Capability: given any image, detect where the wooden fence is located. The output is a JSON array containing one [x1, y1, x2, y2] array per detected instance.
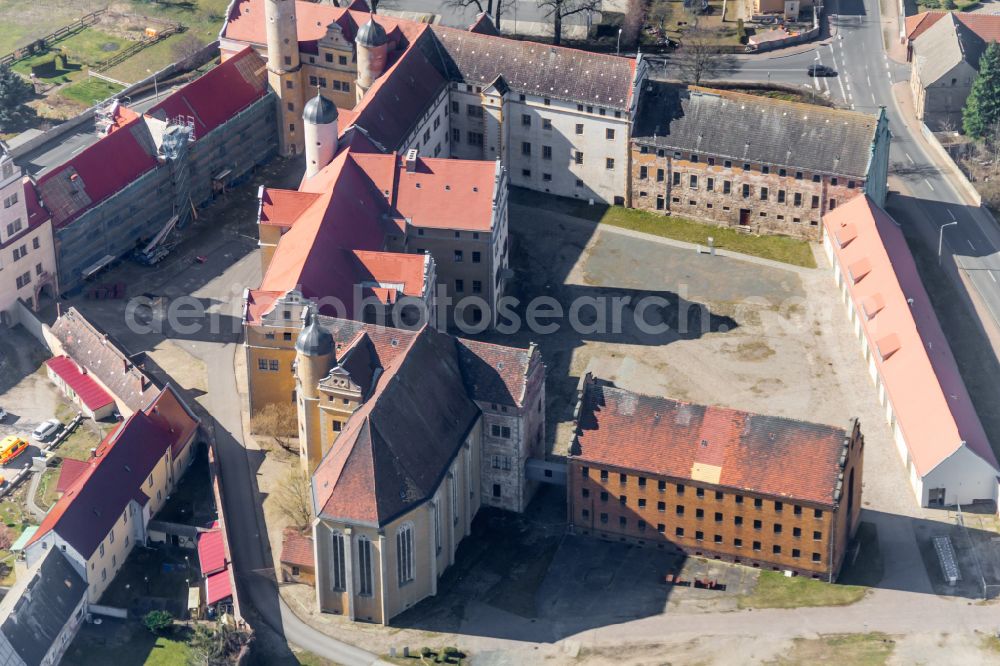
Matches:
[[0, 9, 106, 67]]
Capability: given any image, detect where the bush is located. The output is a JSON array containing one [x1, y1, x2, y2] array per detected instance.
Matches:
[[143, 610, 174, 635], [443, 647, 460, 656], [421, 647, 433, 657]]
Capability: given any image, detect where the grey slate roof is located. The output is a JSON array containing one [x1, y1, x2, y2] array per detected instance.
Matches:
[[0, 548, 86, 666], [428, 24, 636, 109], [913, 12, 986, 86], [633, 83, 880, 178]]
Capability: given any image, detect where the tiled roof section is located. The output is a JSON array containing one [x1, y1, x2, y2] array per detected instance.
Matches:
[[913, 12, 988, 85], [259, 188, 322, 227], [429, 24, 636, 109], [572, 377, 850, 506], [313, 325, 481, 526], [822, 195, 998, 475], [26, 386, 198, 558], [144, 383, 200, 457], [906, 10, 1000, 43], [456, 338, 533, 407], [49, 307, 159, 412], [351, 249, 427, 302], [633, 83, 878, 178], [198, 528, 226, 576], [0, 548, 86, 666], [146, 47, 268, 139], [348, 27, 447, 151], [281, 528, 315, 568], [906, 10, 946, 41], [55, 458, 89, 494], [35, 113, 158, 229], [45, 355, 115, 411], [244, 289, 284, 325], [205, 570, 232, 604]]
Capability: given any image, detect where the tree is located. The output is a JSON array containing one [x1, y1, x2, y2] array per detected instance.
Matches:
[[622, 0, 646, 49], [964, 41, 1000, 139], [143, 610, 174, 635], [273, 468, 312, 529], [188, 622, 250, 666], [673, 28, 735, 85], [0, 64, 35, 132], [537, 0, 601, 46], [171, 34, 205, 64], [250, 402, 298, 453], [0, 526, 13, 552]]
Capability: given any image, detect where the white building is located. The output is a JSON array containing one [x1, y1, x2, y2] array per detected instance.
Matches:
[[0, 142, 57, 325]]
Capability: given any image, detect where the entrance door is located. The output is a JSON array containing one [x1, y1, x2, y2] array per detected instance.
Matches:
[[928, 487, 946, 506], [739, 209, 751, 226]]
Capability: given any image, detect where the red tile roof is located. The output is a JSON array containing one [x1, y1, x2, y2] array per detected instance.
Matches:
[[822, 195, 998, 475], [281, 528, 314, 568], [259, 189, 321, 227], [55, 459, 90, 494], [205, 569, 232, 605], [35, 114, 158, 229], [197, 528, 226, 576], [456, 338, 536, 407], [572, 376, 851, 506], [906, 10, 1000, 43], [145, 47, 268, 139], [26, 386, 199, 557], [45, 356, 114, 411]]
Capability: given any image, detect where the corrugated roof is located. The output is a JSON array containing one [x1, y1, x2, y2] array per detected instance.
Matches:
[[45, 355, 115, 411], [822, 194, 998, 475], [633, 83, 879, 178], [571, 376, 851, 506], [205, 570, 232, 604], [197, 528, 226, 576]]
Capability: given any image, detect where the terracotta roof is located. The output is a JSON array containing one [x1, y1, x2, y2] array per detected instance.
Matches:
[[45, 355, 115, 411], [55, 459, 89, 494], [906, 10, 1000, 43], [428, 24, 637, 109], [259, 189, 322, 227], [313, 325, 481, 526], [145, 47, 268, 139], [822, 195, 998, 476], [351, 249, 427, 304], [205, 570, 232, 605], [49, 307, 159, 413], [281, 528, 314, 568], [456, 338, 535, 407], [35, 114, 158, 229], [633, 83, 880, 178], [906, 10, 946, 41], [25, 386, 198, 558], [197, 528, 226, 576], [572, 376, 852, 506]]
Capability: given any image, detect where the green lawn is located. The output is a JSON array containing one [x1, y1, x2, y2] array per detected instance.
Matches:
[[35, 465, 61, 511], [771, 633, 895, 665], [57, 28, 129, 65], [511, 188, 817, 268], [64, 625, 192, 666], [53, 420, 115, 461], [738, 570, 868, 609], [59, 77, 124, 106]]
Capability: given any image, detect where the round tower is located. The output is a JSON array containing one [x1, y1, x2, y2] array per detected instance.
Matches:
[[295, 307, 335, 401], [303, 90, 339, 179], [265, 0, 304, 156], [355, 16, 389, 104]]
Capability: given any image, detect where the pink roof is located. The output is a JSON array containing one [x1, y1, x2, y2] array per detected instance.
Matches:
[[197, 528, 226, 576], [823, 196, 998, 476], [205, 569, 232, 604], [45, 356, 114, 411], [145, 47, 267, 139]]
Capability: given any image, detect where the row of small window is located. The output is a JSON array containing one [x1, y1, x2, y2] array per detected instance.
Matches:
[[10, 235, 40, 259], [258, 358, 281, 372], [14, 263, 44, 289], [583, 512, 824, 560], [492, 454, 512, 470], [307, 76, 351, 93], [444, 249, 482, 262], [638, 148, 859, 186], [581, 468, 824, 517], [455, 83, 624, 118], [654, 196, 820, 225], [451, 129, 485, 147], [661, 171, 828, 208], [453, 279, 483, 294], [585, 490, 823, 524], [520, 144, 614, 170]]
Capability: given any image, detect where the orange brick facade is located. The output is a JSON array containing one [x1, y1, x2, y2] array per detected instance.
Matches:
[[629, 144, 865, 241], [567, 420, 865, 580]]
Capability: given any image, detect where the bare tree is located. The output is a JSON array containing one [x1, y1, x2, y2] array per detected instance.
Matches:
[[170, 34, 204, 64], [622, 0, 646, 49], [273, 468, 312, 530], [447, 0, 495, 14], [673, 28, 735, 85], [250, 402, 298, 454], [538, 0, 601, 46]]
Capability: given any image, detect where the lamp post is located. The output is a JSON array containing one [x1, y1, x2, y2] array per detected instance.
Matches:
[[617, 28, 623, 55], [938, 220, 958, 264], [147, 69, 158, 103]]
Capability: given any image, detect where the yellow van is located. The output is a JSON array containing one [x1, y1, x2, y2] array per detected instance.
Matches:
[[0, 436, 28, 466]]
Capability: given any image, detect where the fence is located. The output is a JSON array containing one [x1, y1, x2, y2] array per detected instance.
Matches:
[[94, 23, 185, 73], [0, 9, 106, 67]]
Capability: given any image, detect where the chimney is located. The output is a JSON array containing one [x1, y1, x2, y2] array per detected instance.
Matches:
[[404, 148, 419, 173]]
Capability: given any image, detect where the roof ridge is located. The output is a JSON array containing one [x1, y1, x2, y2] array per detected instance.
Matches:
[[688, 85, 876, 124]]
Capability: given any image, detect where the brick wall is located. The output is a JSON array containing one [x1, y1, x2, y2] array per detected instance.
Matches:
[[629, 143, 866, 241]]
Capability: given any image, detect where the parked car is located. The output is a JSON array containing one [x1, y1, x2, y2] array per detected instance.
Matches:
[[31, 419, 62, 441], [0, 436, 28, 466], [808, 64, 836, 77]]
